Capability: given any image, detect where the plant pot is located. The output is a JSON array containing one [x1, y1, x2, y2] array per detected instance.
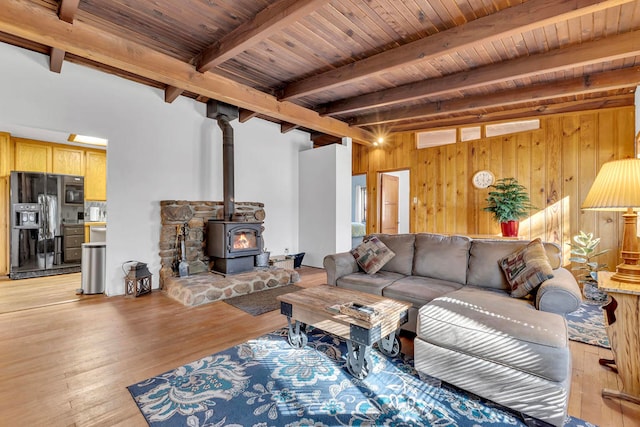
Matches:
[[500, 220, 519, 237]]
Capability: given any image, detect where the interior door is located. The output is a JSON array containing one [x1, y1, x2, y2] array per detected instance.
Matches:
[[380, 174, 399, 234]]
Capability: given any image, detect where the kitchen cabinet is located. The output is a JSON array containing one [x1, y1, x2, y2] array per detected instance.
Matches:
[[85, 151, 106, 201], [53, 146, 84, 175], [63, 225, 84, 263], [13, 139, 51, 172]]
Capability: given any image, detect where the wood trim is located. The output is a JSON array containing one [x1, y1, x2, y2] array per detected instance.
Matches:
[[280, 0, 635, 100], [281, 122, 300, 133], [197, 0, 329, 73], [239, 109, 259, 123], [49, 46, 65, 73], [164, 85, 184, 103], [321, 30, 640, 116], [58, 0, 79, 24], [352, 67, 640, 126], [0, 0, 374, 145]]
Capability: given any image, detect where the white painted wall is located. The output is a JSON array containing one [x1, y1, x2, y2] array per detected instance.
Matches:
[[299, 142, 352, 267], [0, 42, 311, 295]]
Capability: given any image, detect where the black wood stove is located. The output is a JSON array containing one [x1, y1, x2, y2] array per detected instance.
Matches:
[[207, 220, 262, 274], [205, 100, 263, 275]]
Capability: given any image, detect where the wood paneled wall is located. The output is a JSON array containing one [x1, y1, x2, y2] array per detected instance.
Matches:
[[353, 107, 636, 270]]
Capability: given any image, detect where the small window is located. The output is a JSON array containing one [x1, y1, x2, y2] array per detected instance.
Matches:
[[461, 126, 481, 141], [485, 119, 540, 137], [416, 129, 456, 149]]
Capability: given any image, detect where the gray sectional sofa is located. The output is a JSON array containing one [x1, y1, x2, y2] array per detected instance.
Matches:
[[323, 233, 582, 427]]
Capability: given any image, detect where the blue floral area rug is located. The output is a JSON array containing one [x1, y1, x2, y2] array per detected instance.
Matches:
[[566, 302, 610, 349], [128, 328, 595, 427]]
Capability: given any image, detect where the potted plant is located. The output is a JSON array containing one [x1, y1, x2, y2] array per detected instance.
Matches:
[[568, 231, 610, 304], [484, 177, 534, 237]]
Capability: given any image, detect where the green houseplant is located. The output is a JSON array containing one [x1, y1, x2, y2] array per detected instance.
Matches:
[[484, 177, 534, 237], [567, 231, 610, 304]]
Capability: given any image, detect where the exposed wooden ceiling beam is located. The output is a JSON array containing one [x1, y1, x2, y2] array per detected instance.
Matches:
[[49, 47, 65, 73], [164, 85, 183, 103], [197, 0, 329, 73], [280, 122, 300, 133], [280, 0, 635, 100], [322, 30, 640, 116], [239, 109, 259, 123], [58, 0, 79, 24], [388, 94, 635, 133], [351, 67, 640, 126], [0, 0, 374, 145]]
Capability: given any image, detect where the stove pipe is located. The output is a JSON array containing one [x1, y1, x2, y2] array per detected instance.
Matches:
[[217, 114, 234, 220], [207, 100, 239, 221]]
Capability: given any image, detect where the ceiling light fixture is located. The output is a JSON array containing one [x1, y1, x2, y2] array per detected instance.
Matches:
[[68, 133, 108, 146]]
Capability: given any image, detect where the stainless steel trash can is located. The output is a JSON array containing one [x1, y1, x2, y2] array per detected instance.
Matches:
[[81, 242, 106, 294]]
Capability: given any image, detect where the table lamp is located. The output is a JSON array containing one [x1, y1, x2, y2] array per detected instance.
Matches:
[[582, 158, 640, 284]]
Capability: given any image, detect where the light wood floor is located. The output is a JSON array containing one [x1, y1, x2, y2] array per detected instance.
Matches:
[[0, 268, 638, 426]]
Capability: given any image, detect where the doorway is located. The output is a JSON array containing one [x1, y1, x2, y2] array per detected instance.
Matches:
[[379, 170, 409, 234], [351, 174, 367, 248]]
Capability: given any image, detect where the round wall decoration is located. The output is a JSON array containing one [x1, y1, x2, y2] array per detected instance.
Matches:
[[472, 170, 495, 189]]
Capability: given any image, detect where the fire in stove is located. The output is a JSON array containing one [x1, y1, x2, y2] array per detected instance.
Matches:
[[234, 231, 256, 250]]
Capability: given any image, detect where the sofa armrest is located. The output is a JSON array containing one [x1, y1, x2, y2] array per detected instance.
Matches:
[[323, 252, 359, 286], [536, 267, 581, 315]]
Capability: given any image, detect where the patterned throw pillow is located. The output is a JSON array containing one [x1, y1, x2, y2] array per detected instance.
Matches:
[[351, 236, 396, 275], [499, 238, 554, 298]]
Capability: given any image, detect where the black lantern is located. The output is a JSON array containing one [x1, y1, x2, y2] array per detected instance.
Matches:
[[124, 262, 152, 297]]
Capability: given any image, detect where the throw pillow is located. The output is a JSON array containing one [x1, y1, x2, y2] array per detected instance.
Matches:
[[351, 236, 396, 275], [499, 238, 554, 298]]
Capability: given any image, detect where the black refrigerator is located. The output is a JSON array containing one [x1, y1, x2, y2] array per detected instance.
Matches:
[[9, 171, 85, 279]]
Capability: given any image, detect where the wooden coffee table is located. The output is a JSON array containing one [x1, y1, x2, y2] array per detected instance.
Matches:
[[277, 285, 412, 379]]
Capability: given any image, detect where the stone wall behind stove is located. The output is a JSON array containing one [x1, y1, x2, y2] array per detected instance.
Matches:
[[159, 200, 265, 287]]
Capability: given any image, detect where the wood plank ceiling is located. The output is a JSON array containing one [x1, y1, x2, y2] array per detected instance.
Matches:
[[0, 0, 638, 146]]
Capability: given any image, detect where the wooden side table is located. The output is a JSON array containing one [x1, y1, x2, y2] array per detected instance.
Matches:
[[598, 271, 640, 405]]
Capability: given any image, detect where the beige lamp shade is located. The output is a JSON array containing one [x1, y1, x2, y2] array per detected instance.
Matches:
[[582, 158, 640, 211], [582, 158, 640, 284]]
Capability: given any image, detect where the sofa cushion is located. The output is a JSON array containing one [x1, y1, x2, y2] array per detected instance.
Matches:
[[370, 233, 416, 276], [336, 271, 405, 296], [467, 239, 561, 291], [499, 238, 554, 298], [417, 287, 570, 383], [350, 236, 395, 274], [383, 275, 463, 309], [412, 234, 471, 284]]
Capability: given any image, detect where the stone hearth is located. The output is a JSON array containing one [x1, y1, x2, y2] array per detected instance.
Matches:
[[159, 200, 300, 308], [163, 268, 300, 307]]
